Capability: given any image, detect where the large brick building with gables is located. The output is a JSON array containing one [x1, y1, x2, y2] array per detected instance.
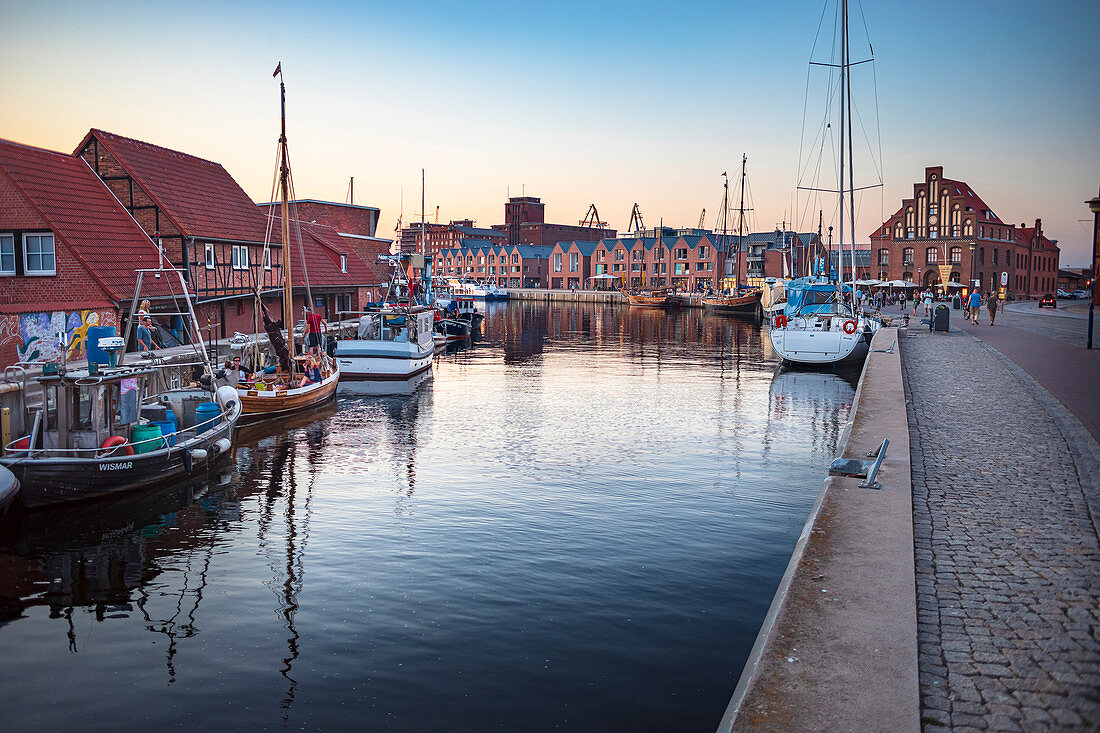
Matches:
[[869, 166, 1059, 297]]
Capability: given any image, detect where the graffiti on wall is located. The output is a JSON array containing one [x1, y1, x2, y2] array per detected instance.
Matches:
[[11, 310, 117, 364]]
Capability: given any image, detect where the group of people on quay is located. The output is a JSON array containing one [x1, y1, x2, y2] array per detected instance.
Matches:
[[902, 288, 999, 325]]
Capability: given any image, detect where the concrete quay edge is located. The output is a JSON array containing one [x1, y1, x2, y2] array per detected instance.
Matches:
[[718, 327, 920, 732]]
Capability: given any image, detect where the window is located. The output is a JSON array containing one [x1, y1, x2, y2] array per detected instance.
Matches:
[[597, 250, 605, 261], [553, 253, 562, 272], [906, 228, 915, 239], [878, 249, 889, 266], [926, 247, 938, 264], [632, 249, 642, 261], [511, 254, 519, 264], [0, 234, 14, 275], [264, 248, 272, 270], [204, 243, 215, 269], [231, 245, 249, 270], [902, 248, 914, 265], [979, 247, 985, 265], [340, 254, 347, 273], [929, 228, 938, 238], [979, 225, 984, 238], [675, 248, 688, 259], [24, 233, 55, 275], [949, 247, 962, 264], [952, 226, 961, 237], [569, 253, 579, 272], [695, 261, 711, 271], [614, 249, 624, 261], [992, 249, 998, 265], [699, 246, 709, 259]]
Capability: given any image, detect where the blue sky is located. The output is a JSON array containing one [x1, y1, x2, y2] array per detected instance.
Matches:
[[2, 0, 1097, 263]]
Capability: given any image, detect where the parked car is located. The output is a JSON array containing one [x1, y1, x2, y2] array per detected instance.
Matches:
[[1038, 293, 1057, 308], [1071, 289, 1091, 300], [1056, 289, 1074, 299]]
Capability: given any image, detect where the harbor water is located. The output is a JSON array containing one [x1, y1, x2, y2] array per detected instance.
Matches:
[[0, 301, 856, 731]]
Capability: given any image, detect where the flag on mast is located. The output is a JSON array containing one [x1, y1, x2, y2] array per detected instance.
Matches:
[[273, 62, 282, 78]]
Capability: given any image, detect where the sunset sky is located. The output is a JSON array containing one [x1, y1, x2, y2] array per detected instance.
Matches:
[[2, 0, 1097, 264]]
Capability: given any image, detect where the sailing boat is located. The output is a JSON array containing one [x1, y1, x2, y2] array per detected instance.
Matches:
[[769, 0, 881, 366], [702, 156, 762, 316], [236, 66, 340, 420]]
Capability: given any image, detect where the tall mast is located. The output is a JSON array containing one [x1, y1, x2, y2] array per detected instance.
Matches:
[[838, 0, 846, 293], [720, 173, 729, 288], [420, 168, 426, 257], [736, 154, 747, 290], [278, 68, 294, 377], [845, 0, 857, 292]]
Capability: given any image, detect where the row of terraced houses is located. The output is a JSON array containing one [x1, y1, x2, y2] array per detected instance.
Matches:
[[430, 167, 1059, 297]]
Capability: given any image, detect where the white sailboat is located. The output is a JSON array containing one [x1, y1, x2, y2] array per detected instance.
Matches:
[[770, 0, 881, 366]]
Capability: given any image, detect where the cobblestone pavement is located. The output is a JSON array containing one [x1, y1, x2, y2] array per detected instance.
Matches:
[[902, 326, 1100, 731]]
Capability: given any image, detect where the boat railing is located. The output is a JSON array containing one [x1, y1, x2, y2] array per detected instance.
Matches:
[[2, 402, 234, 458]]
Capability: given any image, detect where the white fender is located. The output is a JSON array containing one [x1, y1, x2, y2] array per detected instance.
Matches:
[[215, 385, 238, 411], [213, 438, 232, 454], [190, 448, 208, 461]]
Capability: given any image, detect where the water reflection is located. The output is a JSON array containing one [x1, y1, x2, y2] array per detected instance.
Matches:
[[0, 301, 856, 732]]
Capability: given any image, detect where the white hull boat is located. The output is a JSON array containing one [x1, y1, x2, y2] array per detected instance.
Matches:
[[336, 307, 435, 393]]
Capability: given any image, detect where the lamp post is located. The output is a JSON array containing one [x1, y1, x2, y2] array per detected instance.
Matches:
[[969, 242, 976, 291], [1087, 189, 1100, 349]]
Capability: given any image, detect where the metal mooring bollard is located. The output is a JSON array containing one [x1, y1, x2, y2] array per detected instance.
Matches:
[[859, 438, 889, 489]]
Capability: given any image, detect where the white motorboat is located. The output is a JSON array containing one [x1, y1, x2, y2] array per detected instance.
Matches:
[[335, 306, 435, 393]]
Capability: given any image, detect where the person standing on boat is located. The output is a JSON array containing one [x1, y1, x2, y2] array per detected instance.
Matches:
[[136, 315, 159, 351], [305, 307, 326, 358]]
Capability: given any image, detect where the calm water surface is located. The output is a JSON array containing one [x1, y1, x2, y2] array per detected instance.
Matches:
[[0, 301, 855, 731]]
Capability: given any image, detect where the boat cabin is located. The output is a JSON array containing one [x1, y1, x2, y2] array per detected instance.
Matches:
[[34, 367, 157, 453]]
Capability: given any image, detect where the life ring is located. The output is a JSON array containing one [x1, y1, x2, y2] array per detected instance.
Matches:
[[774, 314, 787, 328], [98, 435, 134, 458], [842, 320, 857, 334]]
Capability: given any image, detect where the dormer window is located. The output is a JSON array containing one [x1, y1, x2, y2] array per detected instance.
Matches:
[[340, 254, 347, 273]]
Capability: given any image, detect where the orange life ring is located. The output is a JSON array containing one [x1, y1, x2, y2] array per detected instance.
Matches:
[[842, 320, 857, 334], [99, 435, 134, 458], [774, 314, 787, 328]]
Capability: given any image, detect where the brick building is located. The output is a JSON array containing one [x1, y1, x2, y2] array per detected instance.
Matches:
[[0, 138, 170, 367], [869, 166, 1059, 297], [75, 129, 388, 337], [492, 195, 616, 249], [438, 243, 554, 288], [399, 220, 507, 257]]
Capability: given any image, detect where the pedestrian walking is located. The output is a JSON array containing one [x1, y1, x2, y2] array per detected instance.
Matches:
[[923, 290, 933, 317], [987, 293, 998, 325], [968, 289, 981, 323]]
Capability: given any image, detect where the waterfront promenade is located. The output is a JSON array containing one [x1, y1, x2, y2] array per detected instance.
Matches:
[[724, 302, 1100, 731]]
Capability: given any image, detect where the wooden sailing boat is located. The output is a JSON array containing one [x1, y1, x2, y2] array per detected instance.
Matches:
[[703, 155, 762, 317], [620, 219, 680, 308], [236, 65, 339, 421]]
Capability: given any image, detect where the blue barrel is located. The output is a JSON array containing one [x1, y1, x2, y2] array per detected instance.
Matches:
[[85, 326, 117, 365], [150, 420, 177, 447], [194, 402, 220, 435]]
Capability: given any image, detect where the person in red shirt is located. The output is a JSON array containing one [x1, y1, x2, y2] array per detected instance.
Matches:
[[304, 307, 326, 357]]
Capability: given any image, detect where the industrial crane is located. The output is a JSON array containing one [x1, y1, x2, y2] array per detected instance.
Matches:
[[580, 204, 608, 228], [627, 203, 645, 233], [697, 208, 706, 229]]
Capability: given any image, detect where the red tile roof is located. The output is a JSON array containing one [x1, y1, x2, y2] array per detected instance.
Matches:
[[264, 215, 387, 288], [0, 138, 171, 301], [79, 129, 270, 243]]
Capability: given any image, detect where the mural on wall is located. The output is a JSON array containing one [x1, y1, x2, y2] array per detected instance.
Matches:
[[13, 309, 117, 364]]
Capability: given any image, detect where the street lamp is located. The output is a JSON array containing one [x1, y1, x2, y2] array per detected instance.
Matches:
[[1087, 189, 1100, 349], [969, 243, 976, 292]]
